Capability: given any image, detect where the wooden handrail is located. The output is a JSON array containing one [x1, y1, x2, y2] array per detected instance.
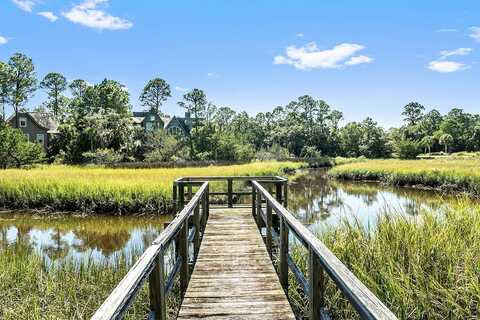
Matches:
[[173, 176, 287, 210], [92, 182, 209, 320], [251, 181, 397, 320]]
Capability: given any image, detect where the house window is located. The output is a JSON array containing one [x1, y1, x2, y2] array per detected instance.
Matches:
[[36, 134, 45, 146], [168, 126, 182, 136], [19, 117, 27, 128], [145, 122, 154, 132]]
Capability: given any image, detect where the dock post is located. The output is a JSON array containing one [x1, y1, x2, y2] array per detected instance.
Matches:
[[279, 216, 289, 293], [193, 204, 200, 258], [309, 247, 325, 320], [252, 185, 256, 217], [179, 220, 189, 296], [227, 178, 233, 208], [149, 248, 166, 320], [266, 201, 273, 254]]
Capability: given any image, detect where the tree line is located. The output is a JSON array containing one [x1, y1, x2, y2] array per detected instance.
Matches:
[[1, 52, 479, 167]]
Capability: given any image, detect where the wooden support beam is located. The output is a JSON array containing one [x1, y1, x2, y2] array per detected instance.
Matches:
[[227, 178, 233, 208], [279, 216, 289, 292], [266, 202, 273, 255], [193, 204, 200, 258], [149, 250, 166, 320], [179, 220, 189, 296], [309, 247, 325, 320]]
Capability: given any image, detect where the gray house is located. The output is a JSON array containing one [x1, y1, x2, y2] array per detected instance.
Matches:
[[132, 111, 194, 136], [7, 112, 58, 150], [164, 112, 194, 136], [132, 111, 166, 132]]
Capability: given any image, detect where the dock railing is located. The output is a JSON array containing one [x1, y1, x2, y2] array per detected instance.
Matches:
[[252, 180, 397, 320], [92, 176, 397, 320], [173, 176, 288, 210], [91, 182, 209, 320]]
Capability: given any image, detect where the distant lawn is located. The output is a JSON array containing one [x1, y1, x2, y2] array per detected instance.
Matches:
[[329, 158, 480, 197], [0, 161, 303, 214]]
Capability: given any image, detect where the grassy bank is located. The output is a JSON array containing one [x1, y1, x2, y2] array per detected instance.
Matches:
[[329, 158, 480, 197], [0, 161, 303, 214], [289, 198, 480, 319]]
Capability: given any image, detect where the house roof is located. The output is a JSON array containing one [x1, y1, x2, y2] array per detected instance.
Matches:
[[29, 112, 59, 133], [132, 117, 145, 124], [8, 112, 59, 133]]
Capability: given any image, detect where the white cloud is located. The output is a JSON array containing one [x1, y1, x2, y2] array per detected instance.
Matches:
[[469, 27, 480, 42], [273, 42, 373, 70], [11, 0, 35, 12], [175, 86, 188, 92], [296, 33, 304, 37], [345, 55, 374, 65], [63, 0, 133, 30], [38, 11, 58, 22], [428, 60, 470, 73], [436, 28, 458, 33], [439, 48, 472, 58], [207, 72, 220, 78], [0, 36, 8, 45]]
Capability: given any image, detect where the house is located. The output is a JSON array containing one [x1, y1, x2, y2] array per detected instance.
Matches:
[[164, 112, 194, 136], [132, 111, 194, 136], [7, 112, 59, 150], [132, 111, 164, 132]]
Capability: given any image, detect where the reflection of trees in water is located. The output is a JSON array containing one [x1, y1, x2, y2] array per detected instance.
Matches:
[[0, 215, 169, 264], [72, 230, 131, 256], [289, 170, 347, 224], [43, 228, 69, 261], [289, 169, 449, 225]]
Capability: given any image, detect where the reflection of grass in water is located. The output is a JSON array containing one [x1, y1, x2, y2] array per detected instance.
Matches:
[[0, 243, 149, 319], [0, 161, 302, 214], [288, 198, 480, 319], [1, 242, 181, 319]]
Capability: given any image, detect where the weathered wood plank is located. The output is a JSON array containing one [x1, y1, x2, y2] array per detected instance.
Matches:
[[178, 208, 295, 320]]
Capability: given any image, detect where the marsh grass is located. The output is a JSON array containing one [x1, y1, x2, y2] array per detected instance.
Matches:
[[288, 198, 480, 319], [329, 158, 480, 197], [0, 161, 302, 214], [0, 243, 149, 319]]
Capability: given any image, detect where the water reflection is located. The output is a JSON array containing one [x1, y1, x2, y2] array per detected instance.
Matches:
[[289, 169, 448, 231], [0, 212, 172, 267]]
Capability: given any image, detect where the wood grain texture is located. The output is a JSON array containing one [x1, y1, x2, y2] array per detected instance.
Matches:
[[177, 208, 295, 320]]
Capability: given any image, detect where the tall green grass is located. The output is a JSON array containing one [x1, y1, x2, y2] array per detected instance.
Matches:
[[288, 198, 480, 319], [0, 244, 148, 320], [0, 161, 303, 214], [329, 158, 480, 197]]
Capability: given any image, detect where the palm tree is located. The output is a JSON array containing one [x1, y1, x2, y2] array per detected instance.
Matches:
[[439, 133, 453, 153], [420, 135, 435, 154]]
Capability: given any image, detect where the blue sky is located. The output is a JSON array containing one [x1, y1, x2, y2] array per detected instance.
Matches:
[[1, 0, 479, 127]]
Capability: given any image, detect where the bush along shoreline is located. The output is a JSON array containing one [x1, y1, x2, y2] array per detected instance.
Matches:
[[0, 161, 304, 215], [329, 158, 480, 198]]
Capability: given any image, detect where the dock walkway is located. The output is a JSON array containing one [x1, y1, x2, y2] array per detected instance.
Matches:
[[178, 208, 295, 319]]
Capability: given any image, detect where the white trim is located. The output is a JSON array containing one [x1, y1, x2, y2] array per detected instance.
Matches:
[[19, 117, 27, 128], [36, 133, 45, 146]]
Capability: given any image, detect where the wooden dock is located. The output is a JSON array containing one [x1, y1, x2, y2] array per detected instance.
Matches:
[[92, 176, 397, 320], [178, 208, 295, 319]]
